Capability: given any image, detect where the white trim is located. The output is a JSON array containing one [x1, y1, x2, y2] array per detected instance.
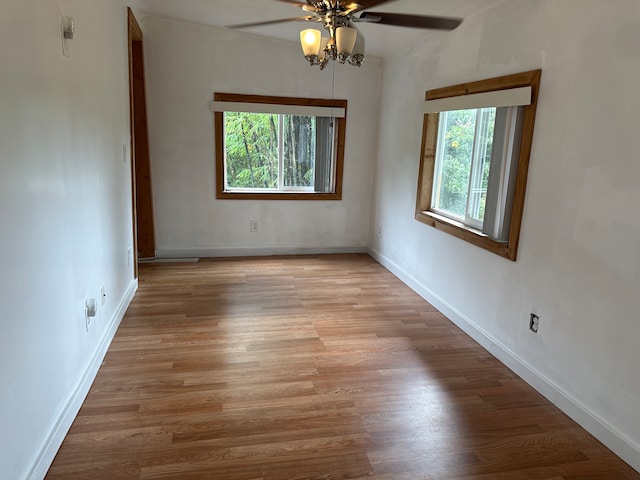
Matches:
[[210, 101, 345, 118], [368, 247, 640, 474], [139, 257, 200, 263], [156, 246, 368, 259], [27, 279, 138, 480], [423, 86, 531, 113], [224, 187, 316, 194]]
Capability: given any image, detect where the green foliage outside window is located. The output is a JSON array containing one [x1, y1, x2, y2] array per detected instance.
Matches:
[[224, 112, 315, 190], [436, 108, 495, 221]]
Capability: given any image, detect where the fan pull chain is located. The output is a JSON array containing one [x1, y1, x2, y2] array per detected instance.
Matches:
[[331, 60, 335, 99]]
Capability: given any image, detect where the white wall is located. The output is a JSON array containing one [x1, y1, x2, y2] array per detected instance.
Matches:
[[370, 0, 640, 470], [0, 2, 136, 479], [140, 16, 381, 257]]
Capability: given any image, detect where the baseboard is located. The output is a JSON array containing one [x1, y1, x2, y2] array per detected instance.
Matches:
[[27, 278, 138, 480], [139, 257, 200, 264], [156, 246, 369, 259], [368, 248, 640, 473]]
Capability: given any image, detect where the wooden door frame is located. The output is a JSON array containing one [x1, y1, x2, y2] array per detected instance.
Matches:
[[127, 8, 155, 275]]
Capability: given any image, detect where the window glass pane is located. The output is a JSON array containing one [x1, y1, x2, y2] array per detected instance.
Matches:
[[283, 115, 315, 188], [433, 109, 477, 219], [314, 117, 335, 193], [224, 112, 278, 189], [468, 107, 496, 223]]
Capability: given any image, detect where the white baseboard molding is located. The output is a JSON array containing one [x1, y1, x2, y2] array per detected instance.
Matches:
[[27, 278, 138, 480], [368, 248, 640, 473], [156, 246, 369, 259], [139, 257, 200, 264]]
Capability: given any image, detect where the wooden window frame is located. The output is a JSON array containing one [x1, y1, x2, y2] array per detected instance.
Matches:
[[214, 93, 347, 200], [415, 70, 542, 261]]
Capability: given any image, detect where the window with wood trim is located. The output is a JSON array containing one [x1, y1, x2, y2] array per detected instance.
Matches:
[[213, 93, 347, 200], [415, 70, 541, 261]]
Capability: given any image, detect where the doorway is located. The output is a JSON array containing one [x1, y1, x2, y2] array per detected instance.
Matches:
[[127, 8, 155, 275]]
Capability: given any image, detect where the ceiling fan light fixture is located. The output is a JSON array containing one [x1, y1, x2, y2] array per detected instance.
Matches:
[[318, 36, 330, 61], [336, 26, 357, 55], [301, 25, 364, 69], [300, 28, 322, 58], [348, 33, 365, 67]]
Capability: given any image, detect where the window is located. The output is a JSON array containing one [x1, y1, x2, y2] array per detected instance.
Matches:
[[213, 93, 347, 200], [416, 70, 541, 260], [432, 107, 496, 229]]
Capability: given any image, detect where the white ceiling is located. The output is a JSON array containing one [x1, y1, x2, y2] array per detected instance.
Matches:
[[135, 0, 506, 58]]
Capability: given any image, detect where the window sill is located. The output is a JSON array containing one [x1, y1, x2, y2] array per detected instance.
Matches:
[[415, 210, 515, 260], [217, 191, 342, 201]]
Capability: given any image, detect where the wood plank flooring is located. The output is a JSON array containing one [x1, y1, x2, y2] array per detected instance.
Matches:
[[46, 254, 639, 479]]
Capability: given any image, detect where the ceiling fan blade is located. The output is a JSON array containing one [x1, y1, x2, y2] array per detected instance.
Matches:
[[226, 16, 317, 29], [274, 0, 319, 13], [353, 0, 394, 10], [356, 11, 462, 30]]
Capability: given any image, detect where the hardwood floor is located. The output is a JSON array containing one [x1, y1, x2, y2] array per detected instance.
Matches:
[[46, 254, 639, 479]]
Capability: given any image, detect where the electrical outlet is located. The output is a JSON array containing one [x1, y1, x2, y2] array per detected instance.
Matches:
[[85, 298, 97, 332], [249, 220, 259, 233], [529, 313, 539, 333], [100, 286, 106, 306], [127, 247, 132, 266]]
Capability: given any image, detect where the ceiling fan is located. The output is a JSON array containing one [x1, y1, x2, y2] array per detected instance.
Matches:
[[227, 0, 463, 69]]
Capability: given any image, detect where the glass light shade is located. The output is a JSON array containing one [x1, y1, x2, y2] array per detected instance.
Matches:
[[318, 36, 330, 60], [336, 27, 357, 55], [352, 32, 365, 56], [300, 29, 322, 56]]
